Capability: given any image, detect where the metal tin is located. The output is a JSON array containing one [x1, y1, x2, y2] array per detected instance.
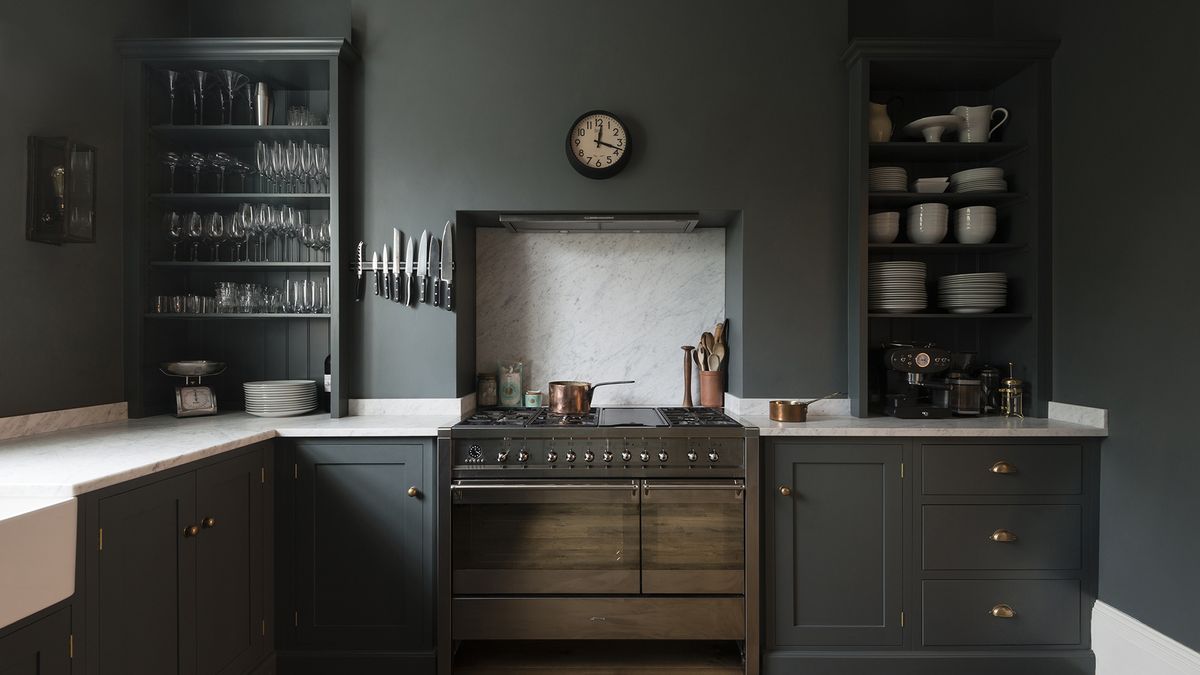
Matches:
[[524, 390, 543, 408]]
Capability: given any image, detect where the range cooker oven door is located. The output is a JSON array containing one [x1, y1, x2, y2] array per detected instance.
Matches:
[[451, 480, 640, 595], [641, 479, 745, 594]]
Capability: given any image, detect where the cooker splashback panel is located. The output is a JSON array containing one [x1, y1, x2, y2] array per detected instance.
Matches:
[[475, 228, 726, 405]]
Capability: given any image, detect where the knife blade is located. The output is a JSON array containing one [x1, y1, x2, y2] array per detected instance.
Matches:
[[372, 250, 381, 296], [354, 241, 365, 301], [440, 220, 454, 311], [403, 236, 415, 306], [392, 228, 402, 303], [381, 244, 391, 300], [428, 237, 442, 306], [416, 230, 430, 304]]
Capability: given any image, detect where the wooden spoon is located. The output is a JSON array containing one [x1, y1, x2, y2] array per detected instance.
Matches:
[[701, 332, 715, 353], [713, 320, 725, 345], [708, 353, 721, 371]]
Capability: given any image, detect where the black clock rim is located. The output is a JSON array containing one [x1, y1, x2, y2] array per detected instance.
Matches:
[[565, 109, 631, 179]]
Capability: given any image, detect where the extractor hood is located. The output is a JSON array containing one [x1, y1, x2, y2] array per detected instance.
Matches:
[[498, 212, 700, 233]]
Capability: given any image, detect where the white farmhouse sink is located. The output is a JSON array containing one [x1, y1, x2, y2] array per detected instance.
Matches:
[[0, 497, 76, 629]]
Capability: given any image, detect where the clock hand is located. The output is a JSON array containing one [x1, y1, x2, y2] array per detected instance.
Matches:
[[597, 140, 621, 151], [595, 126, 601, 148]]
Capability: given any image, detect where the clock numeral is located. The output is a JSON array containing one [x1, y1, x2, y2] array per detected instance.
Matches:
[[574, 138, 580, 146], [578, 129, 585, 137], [606, 156, 613, 165], [578, 149, 584, 157]]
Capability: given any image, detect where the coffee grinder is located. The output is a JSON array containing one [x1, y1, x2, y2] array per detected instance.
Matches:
[[879, 343, 954, 418]]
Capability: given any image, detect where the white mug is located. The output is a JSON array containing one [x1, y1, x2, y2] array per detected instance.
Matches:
[[951, 105, 1009, 142]]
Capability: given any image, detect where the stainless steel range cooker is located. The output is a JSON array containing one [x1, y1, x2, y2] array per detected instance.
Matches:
[[437, 407, 761, 674]]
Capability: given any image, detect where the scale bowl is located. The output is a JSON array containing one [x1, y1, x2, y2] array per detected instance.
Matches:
[[160, 360, 227, 377]]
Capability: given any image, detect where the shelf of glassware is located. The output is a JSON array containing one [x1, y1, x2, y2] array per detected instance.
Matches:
[[150, 261, 330, 269], [150, 124, 330, 145], [144, 313, 330, 320], [151, 193, 329, 206]]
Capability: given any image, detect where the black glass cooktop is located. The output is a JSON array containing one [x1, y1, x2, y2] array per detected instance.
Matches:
[[455, 407, 741, 428]]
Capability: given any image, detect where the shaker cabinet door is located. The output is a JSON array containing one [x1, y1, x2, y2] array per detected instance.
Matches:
[[0, 607, 72, 675], [195, 450, 267, 675], [96, 473, 196, 675], [291, 440, 434, 652], [769, 441, 904, 648]]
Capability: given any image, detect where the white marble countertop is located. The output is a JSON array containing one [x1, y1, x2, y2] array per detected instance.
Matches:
[[739, 414, 1107, 437], [0, 411, 459, 500]]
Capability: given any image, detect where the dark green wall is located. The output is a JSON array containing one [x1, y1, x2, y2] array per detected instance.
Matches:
[[0, 2, 183, 417], [1053, 1, 1200, 651]]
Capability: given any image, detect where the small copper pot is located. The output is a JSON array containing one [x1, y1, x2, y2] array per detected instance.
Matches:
[[547, 380, 634, 415]]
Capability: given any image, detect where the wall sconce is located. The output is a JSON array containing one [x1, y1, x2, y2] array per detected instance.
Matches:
[[26, 136, 96, 244]]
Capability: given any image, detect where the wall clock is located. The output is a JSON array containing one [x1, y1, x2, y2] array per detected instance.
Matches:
[[565, 110, 631, 179]]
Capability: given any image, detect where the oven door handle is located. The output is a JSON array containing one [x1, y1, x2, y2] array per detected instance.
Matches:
[[641, 480, 745, 497], [451, 481, 640, 495]]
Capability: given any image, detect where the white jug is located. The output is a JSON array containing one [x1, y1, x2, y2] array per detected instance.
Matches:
[[951, 105, 1009, 142]]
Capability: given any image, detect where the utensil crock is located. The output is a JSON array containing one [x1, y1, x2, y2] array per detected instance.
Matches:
[[699, 371, 724, 408]]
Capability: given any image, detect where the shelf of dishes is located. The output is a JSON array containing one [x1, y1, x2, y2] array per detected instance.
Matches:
[[867, 313, 1031, 319], [868, 243, 1023, 253], [869, 204, 998, 246], [869, 261, 1014, 315]]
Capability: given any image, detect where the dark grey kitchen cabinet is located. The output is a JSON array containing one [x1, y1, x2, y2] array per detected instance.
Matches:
[[0, 607, 72, 675], [767, 440, 904, 648], [277, 439, 434, 673], [89, 444, 269, 675]]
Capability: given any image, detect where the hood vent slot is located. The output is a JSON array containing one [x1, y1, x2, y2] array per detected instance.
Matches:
[[498, 213, 700, 233]]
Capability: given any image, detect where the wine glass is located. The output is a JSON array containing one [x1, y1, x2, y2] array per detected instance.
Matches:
[[254, 141, 270, 192], [318, 218, 331, 261], [228, 209, 246, 262], [300, 222, 316, 261], [270, 142, 285, 193], [186, 211, 204, 261], [284, 141, 299, 193], [298, 141, 313, 193], [159, 70, 181, 125], [241, 203, 261, 260], [164, 211, 184, 260], [213, 69, 248, 125], [315, 145, 330, 192], [186, 152, 208, 193], [230, 160, 252, 193], [207, 152, 234, 193], [161, 152, 181, 193], [204, 212, 225, 261], [188, 70, 214, 125], [254, 204, 274, 262]]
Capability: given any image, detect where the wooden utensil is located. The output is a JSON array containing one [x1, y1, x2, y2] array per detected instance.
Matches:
[[681, 346, 695, 407], [713, 320, 725, 345], [701, 332, 715, 354], [708, 353, 720, 371]]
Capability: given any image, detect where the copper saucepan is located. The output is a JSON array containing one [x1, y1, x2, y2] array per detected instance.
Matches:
[[547, 380, 635, 415]]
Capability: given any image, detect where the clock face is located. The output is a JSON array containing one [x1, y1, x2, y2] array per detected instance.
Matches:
[[176, 385, 217, 417], [566, 110, 631, 178]]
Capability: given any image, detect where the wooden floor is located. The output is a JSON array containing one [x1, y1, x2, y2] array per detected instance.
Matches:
[[452, 640, 744, 674]]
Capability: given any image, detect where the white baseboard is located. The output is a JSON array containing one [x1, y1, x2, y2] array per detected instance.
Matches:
[[349, 394, 475, 417], [723, 393, 850, 417], [0, 402, 128, 441], [1094, 601, 1200, 675]]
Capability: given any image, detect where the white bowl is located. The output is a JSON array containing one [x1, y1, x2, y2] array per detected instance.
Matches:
[[868, 219, 900, 243], [954, 206, 997, 244], [906, 203, 949, 244]]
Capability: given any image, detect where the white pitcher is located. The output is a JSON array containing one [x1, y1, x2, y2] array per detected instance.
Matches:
[[868, 102, 893, 142], [951, 104, 1009, 142]]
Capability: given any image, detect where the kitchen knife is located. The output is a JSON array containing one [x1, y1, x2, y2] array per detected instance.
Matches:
[[416, 230, 430, 304], [440, 220, 454, 311], [372, 250, 381, 296], [428, 237, 442, 306], [381, 244, 391, 300], [403, 236, 415, 306], [354, 241, 365, 301], [392, 228, 402, 302]]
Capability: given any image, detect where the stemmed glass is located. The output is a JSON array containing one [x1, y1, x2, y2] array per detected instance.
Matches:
[[301, 222, 316, 261], [161, 152, 181, 193], [318, 219, 331, 261], [213, 69, 248, 125], [270, 143, 286, 193], [186, 211, 204, 261], [204, 212, 225, 261], [315, 145, 329, 192], [230, 160, 253, 192], [298, 141, 314, 193], [186, 152, 208, 193], [242, 203, 262, 261], [284, 141, 299, 193], [207, 152, 234, 193], [188, 70, 214, 125], [254, 204, 274, 261], [164, 211, 184, 260], [229, 209, 246, 262], [159, 70, 181, 125]]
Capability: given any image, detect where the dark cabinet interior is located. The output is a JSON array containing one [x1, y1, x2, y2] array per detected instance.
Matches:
[[0, 607, 71, 675]]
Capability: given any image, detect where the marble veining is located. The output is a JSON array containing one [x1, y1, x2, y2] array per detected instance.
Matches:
[[476, 229, 725, 406], [739, 413, 1108, 437], [350, 394, 476, 416], [0, 402, 127, 442], [1048, 401, 1107, 430]]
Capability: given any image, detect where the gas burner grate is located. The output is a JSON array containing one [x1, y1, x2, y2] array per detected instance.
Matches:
[[458, 408, 539, 427], [657, 407, 742, 427], [529, 408, 599, 427]]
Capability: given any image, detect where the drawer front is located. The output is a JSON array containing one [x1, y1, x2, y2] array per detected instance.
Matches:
[[453, 597, 745, 640], [922, 580, 1081, 646], [922, 444, 1082, 495], [923, 505, 1082, 570]]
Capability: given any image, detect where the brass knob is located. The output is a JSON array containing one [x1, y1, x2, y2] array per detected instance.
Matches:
[[990, 461, 1018, 475], [990, 529, 1017, 543], [183, 525, 200, 538], [779, 485, 792, 497], [407, 486, 420, 498], [990, 603, 1015, 619], [202, 517, 217, 529]]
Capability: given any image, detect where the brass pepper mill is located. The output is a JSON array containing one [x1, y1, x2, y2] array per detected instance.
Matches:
[[998, 362, 1024, 419]]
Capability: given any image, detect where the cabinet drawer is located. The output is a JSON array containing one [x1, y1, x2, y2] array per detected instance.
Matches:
[[923, 505, 1081, 570], [922, 445, 1081, 495], [922, 580, 1080, 646]]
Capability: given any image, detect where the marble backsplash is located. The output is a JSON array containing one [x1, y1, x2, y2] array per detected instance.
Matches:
[[476, 229, 725, 406]]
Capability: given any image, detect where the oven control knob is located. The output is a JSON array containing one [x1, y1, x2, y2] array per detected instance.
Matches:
[[497, 450, 509, 462], [658, 450, 669, 462], [708, 450, 720, 463], [639, 450, 650, 463], [517, 449, 529, 463], [602, 450, 613, 463], [620, 450, 632, 462], [687, 450, 698, 462], [546, 451, 558, 463], [585, 450, 596, 463], [565, 451, 576, 463]]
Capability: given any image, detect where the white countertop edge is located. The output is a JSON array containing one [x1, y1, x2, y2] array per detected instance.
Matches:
[[738, 414, 1108, 437], [0, 496, 75, 522]]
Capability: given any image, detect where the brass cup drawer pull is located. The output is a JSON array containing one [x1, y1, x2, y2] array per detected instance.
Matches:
[[183, 524, 200, 538], [990, 460, 1018, 475], [778, 485, 792, 497], [201, 516, 217, 529], [989, 603, 1016, 619], [989, 528, 1018, 543]]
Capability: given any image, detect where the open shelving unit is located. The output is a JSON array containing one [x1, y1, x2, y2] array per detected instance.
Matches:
[[845, 39, 1058, 417], [120, 38, 356, 418]]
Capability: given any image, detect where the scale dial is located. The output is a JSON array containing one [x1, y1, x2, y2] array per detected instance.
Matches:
[[175, 385, 218, 418]]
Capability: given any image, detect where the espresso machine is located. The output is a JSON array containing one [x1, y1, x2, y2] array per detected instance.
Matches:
[[878, 342, 954, 418]]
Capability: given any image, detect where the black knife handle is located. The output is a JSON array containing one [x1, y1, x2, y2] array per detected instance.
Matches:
[[383, 268, 391, 300], [374, 269, 381, 296], [354, 274, 364, 302], [443, 282, 453, 311], [432, 275, 441, 306]]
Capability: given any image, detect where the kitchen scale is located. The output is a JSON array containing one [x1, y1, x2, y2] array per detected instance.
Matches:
[[159, 361, 226, 417]]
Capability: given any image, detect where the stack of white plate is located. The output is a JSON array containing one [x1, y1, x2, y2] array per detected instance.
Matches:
[[244, 380, 318, 417], [869, 166, 907, 192], [950, 167, 1007, 193], [869, 261, 927, 313], [938, 272, 1008, 314]]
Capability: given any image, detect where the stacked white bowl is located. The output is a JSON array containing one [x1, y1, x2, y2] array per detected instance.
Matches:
[[912, 176, 949, 193], [954, 206, 997, 244], [906, 203, 949, 244], [244, 380, 318, 417], [950, 167, 1007, 193], [938, 272, 1007, 314], [868, 211, 900, 243], [868, 166, 907, 192], [869, 261, 927, 313]]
